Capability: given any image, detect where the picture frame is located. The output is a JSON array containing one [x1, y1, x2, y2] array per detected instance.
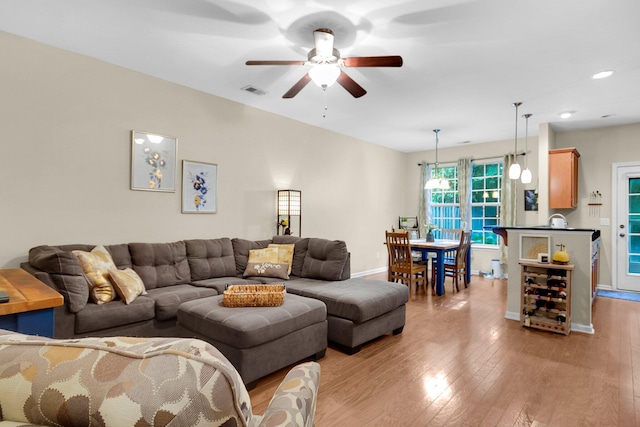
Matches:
[[524, 189, 538, 211], [520, 234, 550, 261], [130, 130, 177, 192], [182, 160, 218, 214]]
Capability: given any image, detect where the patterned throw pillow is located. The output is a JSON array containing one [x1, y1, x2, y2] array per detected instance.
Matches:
[[109, 268, 147, 304], [243, 261, 290, 279], [267, 243, 295, 275], [72, 245, 117, 304], [244, 248, 289, 279]]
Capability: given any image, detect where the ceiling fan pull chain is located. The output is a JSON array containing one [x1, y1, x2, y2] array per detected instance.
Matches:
[[323, 87, 328, 118]]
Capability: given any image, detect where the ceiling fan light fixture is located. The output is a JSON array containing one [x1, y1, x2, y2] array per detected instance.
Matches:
[[308, 64, 340, 88], [313, 28, 335, 59]]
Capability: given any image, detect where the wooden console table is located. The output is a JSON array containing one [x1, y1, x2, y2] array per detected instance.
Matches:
[[0, 268, 63, 337]]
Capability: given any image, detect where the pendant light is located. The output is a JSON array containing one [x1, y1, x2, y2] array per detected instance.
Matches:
[[520, 113, 532, 184], [508, 102, 522, 179], [425, 129, 449, 190]]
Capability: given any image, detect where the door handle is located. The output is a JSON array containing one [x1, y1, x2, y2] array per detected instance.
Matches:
[[620, 233, 626, 237]]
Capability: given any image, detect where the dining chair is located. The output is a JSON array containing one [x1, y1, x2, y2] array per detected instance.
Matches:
[[385, 230, 430, 296], [439, 229, 462, 241], [432, 230, 471, 292]]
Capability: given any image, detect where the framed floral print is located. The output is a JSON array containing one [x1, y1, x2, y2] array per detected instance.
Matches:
[[182, 160, 218, 213], [130, 130, 177, 192]]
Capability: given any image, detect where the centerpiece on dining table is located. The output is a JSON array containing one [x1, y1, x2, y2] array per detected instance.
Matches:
[[425, 223, 438, 242]]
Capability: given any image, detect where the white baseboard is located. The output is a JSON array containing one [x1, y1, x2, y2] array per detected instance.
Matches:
[[505, 311, 520, 321], [351, 267, 387, 278]]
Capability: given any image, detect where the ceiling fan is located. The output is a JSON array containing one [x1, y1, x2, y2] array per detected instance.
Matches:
[[246, 28, 403, 99]]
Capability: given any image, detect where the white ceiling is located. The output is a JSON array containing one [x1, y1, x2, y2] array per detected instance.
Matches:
[[1, 0, 639, 152]]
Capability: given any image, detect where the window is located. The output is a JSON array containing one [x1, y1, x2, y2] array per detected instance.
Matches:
[[429, 161, 503, 246], [430, 166, 460, 230], [471, 162, 502, 245]]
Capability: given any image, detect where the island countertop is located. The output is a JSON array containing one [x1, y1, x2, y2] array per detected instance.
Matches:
[[490, 226, 600, 245]]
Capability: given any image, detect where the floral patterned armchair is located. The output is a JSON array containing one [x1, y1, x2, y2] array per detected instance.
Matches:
[[0, 330, 320, 427]]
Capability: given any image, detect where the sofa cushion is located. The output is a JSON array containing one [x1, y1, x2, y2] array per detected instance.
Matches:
[[190, 277, 261, 293], [104, 243, 133, 269], [28, 245, 90, 313], [301, 238, 348, 281], [109, 268, 147, 304], [145, 285, 217, 321], [285, 277, 409, 323], [74, 295, 156, 334], [231, 238, 272, 276], [72, 245, 117, 304], [185, 238, 237, 281], [129, 241, 191, 289], [272, 236, 308, 277]]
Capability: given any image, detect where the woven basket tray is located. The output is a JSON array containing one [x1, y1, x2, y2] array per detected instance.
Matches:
[[223, 284, 286, 307]]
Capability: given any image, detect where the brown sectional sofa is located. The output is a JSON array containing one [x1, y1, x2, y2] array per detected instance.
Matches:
[[21, 235, 409, 383]]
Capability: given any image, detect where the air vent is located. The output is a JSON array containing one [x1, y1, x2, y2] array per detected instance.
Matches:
[[241, 85, 267, 96]]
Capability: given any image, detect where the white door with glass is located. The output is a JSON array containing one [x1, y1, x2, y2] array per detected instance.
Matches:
[[615, 163, 640, 291]]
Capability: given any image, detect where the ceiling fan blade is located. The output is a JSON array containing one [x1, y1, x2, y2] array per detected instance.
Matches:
[[343, 56, 403, 67], [283, 73, 312, 98], [246, 60, 306, 66], [336, 71, 367, 98]]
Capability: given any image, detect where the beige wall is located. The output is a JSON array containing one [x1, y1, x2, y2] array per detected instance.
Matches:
[[555, 123, 640, 287], [0, 31, 406, 272], [2, 31, 639, 285]]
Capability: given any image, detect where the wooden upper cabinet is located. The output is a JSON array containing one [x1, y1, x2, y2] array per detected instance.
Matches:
[[549, 147, 580, 209]]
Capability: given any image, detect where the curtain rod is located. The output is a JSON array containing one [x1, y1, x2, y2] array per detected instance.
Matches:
[[417, 151, 526, 166]]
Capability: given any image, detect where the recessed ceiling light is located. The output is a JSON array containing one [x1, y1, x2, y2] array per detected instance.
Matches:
[[593, 70, 614, 79], [560, 112, 574, 119]]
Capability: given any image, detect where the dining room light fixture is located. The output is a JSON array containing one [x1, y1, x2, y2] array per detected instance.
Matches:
[[425, 129, 449, 190], [508, 102, 522, 180], [520, 113, 532, 184]]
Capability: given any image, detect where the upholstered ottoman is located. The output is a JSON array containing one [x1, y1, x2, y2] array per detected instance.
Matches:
[[177, 293, 327, 387]]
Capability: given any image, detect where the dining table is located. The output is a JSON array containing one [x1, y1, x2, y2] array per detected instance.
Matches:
[[410, 239, 471, 296]]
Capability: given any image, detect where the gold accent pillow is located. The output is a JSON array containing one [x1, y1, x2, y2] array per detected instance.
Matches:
[[268, 243, 295, 275], [109, 268, 147, 304], [247, 247, 279, 264], [72, 245, 116, 304]]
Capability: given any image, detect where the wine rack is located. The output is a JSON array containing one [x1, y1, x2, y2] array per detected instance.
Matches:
[[520, 260, 574, 335]]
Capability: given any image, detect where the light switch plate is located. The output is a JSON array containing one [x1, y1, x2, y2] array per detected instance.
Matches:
[[600, 218, 610, 226]]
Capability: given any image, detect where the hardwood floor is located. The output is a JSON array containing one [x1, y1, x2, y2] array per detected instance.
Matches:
[[249, 274, 640, 426]]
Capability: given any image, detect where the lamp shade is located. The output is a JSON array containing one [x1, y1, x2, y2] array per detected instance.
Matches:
[[425, 178, 449, 190], [508, 162, 521, 179], [520, 168, 532, 184], [308, 64, 340, 87]]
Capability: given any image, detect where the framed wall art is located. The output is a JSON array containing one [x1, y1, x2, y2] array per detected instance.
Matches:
[[130, 130, 177, 192], [182, 160, 218, 213], [520, 234, 550, 261], [524, 189, 538, 211]]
